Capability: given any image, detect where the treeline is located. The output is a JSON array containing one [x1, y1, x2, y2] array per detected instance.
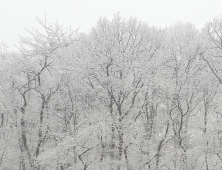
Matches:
[[1, 14, 222, 170]]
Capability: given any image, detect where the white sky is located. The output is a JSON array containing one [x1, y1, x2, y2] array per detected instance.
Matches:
[[1, 0, 222, 51]]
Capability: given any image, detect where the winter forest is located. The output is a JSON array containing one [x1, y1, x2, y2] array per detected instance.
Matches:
[[1, 14, 222, 170]]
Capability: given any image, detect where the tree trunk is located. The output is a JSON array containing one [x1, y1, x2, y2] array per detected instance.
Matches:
[[204, 98, 209, 170], [180, 150, 187, 170], [35, 97, 45, 158], [124, 147, 131, 170], [117, 122, 123, 170], [20, 104, 32, 168]]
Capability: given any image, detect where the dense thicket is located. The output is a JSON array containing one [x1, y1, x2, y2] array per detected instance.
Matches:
[[1, 14, 222, 170]]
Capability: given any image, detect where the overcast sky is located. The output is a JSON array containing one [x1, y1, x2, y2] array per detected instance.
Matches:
[[1, 0, 222, 51]]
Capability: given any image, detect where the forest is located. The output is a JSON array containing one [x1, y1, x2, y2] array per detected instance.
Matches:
[[1, 14, 222, 170]]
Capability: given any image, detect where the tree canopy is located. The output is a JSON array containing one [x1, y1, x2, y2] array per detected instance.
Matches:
[[1, 14, 222, 170]]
